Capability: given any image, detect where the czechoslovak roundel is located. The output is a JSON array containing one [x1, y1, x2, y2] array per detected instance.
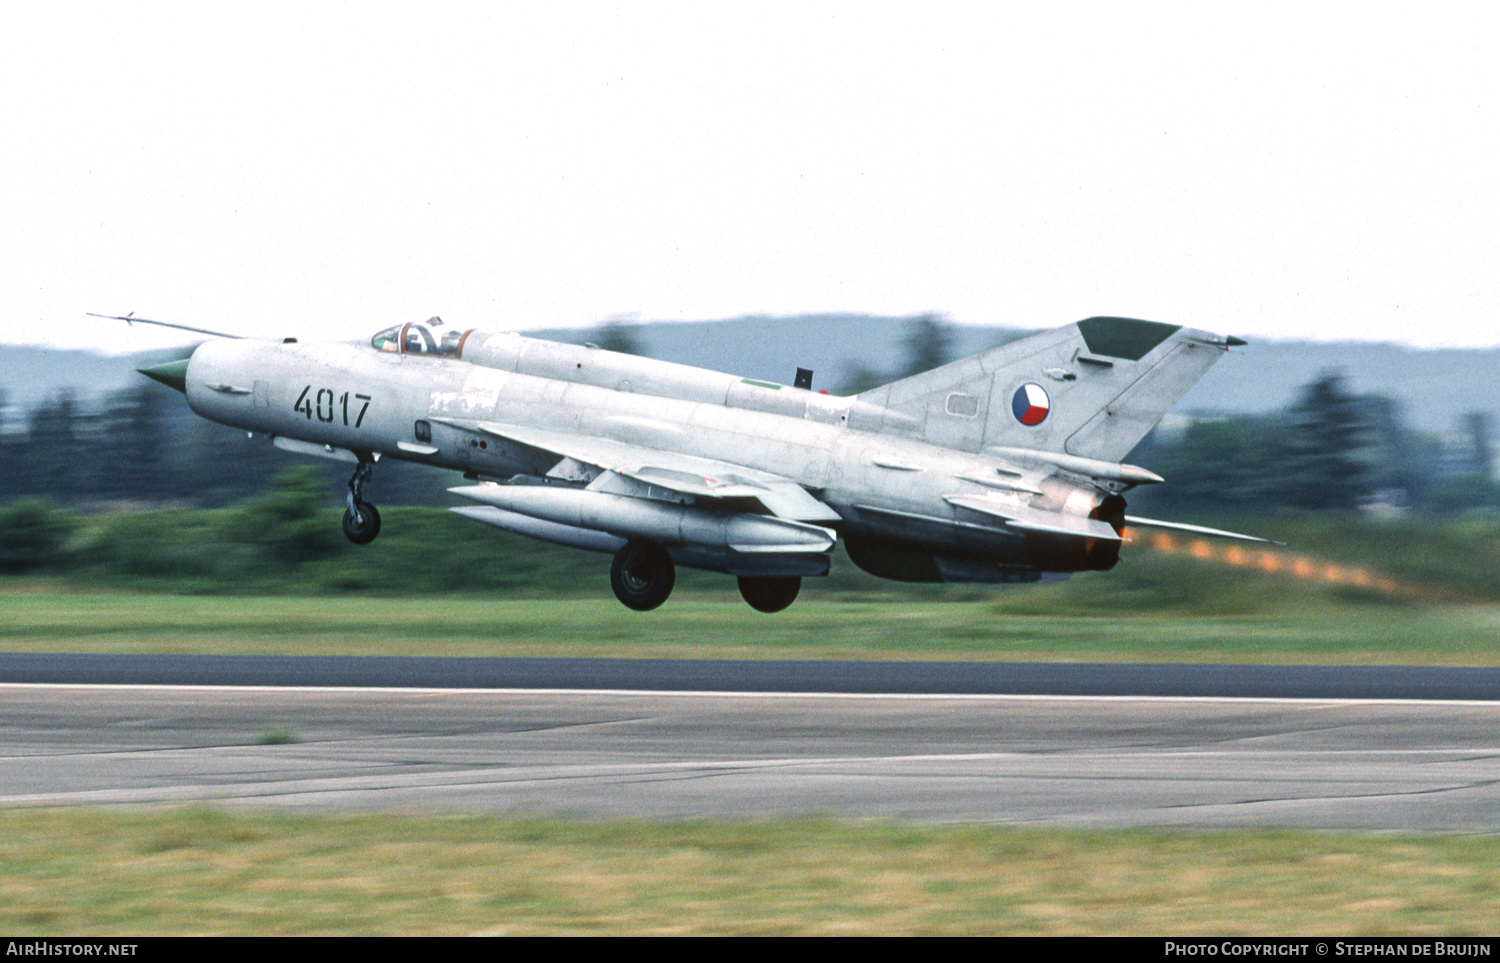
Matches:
[[1011, 383, 1050, 426]]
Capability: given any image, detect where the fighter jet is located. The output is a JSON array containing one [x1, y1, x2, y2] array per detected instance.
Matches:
[[113, 313, 1263, 612]]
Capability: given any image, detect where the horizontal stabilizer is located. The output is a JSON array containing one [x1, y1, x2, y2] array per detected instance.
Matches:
[[1123, 515, 1281, 545], [982, 447, 1164, 486], [946, 494, 1125, 542]]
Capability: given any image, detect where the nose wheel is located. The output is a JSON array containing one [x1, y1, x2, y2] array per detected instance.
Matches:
[[342, 501, 381, 544], [342, 462, 381, 545]]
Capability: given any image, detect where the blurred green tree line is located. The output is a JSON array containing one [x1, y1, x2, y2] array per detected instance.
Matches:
[[0, 382, 456, 508], [1, 340, 1491, 518], [7, 473, 1500, 601], [1132, 372, 1499, 517], [0, 466, 609, 594]]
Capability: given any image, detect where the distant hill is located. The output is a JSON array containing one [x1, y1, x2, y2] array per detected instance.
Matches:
[[1171, 338, 1500, 432], [0, 345, 191, 411], [3, 315, 1496, 433]]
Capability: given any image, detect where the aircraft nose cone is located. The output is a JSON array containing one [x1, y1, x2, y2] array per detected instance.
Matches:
[[138, 359, 190, 394]]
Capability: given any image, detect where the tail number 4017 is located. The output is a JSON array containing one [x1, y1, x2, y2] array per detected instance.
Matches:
[[293, 387, 371, 427]]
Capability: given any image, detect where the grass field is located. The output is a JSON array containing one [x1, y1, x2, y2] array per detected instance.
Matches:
[[1, 808, 1496, 936], [3, 587, 1500, 664], [6, 509, 1500, 934], [7, 502, 1500, 664]]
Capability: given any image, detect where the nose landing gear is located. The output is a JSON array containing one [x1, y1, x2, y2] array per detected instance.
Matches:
[[342, 461, 381, 545]]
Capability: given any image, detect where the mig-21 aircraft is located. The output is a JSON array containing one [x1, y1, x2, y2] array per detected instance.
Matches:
[[104, 312, 1265, 612]]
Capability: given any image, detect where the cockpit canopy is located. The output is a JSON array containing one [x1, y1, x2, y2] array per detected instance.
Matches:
[[371, 317, 475, 358]]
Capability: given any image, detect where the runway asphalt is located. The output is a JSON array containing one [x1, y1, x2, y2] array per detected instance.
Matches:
[[1, 669, 1499, 828], [2, 653, 1499, 700]]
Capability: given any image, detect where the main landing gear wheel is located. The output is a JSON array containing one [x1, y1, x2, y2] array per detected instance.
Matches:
[[611, 540, 675, 611], [342, 501, 381, 545], [342, 461, 381, 545], [737, 576, 801, 613]]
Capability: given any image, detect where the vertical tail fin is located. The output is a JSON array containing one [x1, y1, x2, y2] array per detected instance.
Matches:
[[847, 317, 1241, 462]]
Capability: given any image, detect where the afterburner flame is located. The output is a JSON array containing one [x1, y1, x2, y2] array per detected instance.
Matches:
[[1120, 526, 1414, 597]]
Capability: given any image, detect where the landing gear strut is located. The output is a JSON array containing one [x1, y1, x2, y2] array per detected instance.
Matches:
[[342, 461, 381, 545], [610, 540, 675, 610], [737, 576, 801, 613]]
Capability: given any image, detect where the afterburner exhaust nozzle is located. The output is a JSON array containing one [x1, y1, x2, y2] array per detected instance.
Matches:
[[138, 359, 190, 394]]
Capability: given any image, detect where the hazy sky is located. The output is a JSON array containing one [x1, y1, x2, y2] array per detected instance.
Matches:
[[2, 4, 1496, 353]]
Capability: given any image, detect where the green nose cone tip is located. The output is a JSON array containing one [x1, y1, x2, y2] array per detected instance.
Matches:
[[138, 359, 189, 394]]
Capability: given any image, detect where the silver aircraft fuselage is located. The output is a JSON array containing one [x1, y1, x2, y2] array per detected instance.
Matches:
[[157, 315, 1246, 609]]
